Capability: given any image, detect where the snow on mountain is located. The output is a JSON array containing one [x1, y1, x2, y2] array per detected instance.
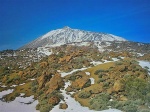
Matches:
[[20, 26, 126, 49]]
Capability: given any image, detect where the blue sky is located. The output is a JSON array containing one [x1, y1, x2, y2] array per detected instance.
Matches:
[[0, 0, 150, 50]]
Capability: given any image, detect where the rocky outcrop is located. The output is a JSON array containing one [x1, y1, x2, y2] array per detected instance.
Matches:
[[59, 55, 72, 63], [71, 77, 91, 90], [46, 73, 64, 94]]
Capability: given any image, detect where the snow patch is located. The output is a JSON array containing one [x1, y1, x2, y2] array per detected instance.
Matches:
[[59, 68, 88, 77], [90, 61, 103, 66], [1, 85, 7, 88], [85, 72, 90, 76], [0, 89, 14, 98], [19, 83, 25, 86], [37, 47, 52, 56], [137, 53, 144, 57], [0, 96, 39, 112], [0, 89, 38, 112], [138, 61, 150, 75], [90, 78, 95, 84], [112, 58, 120, 61], [10, 85, 18, 87]]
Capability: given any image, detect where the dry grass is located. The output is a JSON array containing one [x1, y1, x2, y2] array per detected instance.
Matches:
[[84, 62, 114, 82]]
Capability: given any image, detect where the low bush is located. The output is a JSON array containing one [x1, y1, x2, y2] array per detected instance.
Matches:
[[97, 78, 105, 83], [146, 93, 150, 106], [78, 91, 91, 99], [89, 93, 110, 110], [83, 79, 91, 88], [94, 69, 105, 75], [39, 104, 53, 112]]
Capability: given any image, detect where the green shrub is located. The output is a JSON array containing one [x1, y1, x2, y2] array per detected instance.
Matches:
[[39, 104, 52, 112], [112, 100, 145, 112], [6, 78, 13, 84], [122, 103, 137, 112], [97, 78, 105, 83], [89, 93, 110, 110], [124, 76, 148, 100], [115, 61, 123, 65], [31, 86, 38, 92], [13, 75, 20, 81], [69, 75, 76, 81], [98, 73, 104, 78], [94, 69, 105, 75], [103, 82, 109, 87], [31, 80, 38, 86], [137, 108, 150, 112], [78, 91, 91, 99], [146, 93, 150, 106], [83, 79, 91, 88]]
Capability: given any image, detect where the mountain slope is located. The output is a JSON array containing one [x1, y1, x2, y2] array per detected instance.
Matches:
[[20, 26, 126, 49]]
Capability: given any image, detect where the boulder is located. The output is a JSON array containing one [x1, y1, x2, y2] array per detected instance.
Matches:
[[46, 73, 64, 94], [37, 75, 46, 89], [59, 103, 68, 109], [71, 77, 91, 89], [48, 96, 60, 105], [39, 61, 48, 68]]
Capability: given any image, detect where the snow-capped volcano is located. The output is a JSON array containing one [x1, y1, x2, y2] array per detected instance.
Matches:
[[20, 26, 126, 49]]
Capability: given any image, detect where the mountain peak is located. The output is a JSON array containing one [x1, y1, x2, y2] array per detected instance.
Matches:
[[20, 27, 127, 49], [62, 26, 71, 30]]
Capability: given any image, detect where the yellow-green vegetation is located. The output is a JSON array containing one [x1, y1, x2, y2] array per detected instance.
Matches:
[[73, 58, 150, 112], [85, 62, 114, 82]]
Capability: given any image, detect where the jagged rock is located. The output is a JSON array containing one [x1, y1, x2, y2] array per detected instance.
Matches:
[[59, 55, 72, 63], [71, 77, 91, 89], [59, 103, 68, 109], [37, 73, 52, 89], [46, 73, 64, 94], [39, 61, 48, 68], [37, 75, 46, 89], [48, 96, 60, 105]]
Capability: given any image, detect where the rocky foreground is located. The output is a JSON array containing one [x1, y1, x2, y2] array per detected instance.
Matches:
[[0, 45, 150, 112]]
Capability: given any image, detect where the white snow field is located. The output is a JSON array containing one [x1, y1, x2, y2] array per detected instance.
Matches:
[[0, 89, 39, 112]]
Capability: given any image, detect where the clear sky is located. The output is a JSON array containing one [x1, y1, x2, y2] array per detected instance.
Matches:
[[0, 0, 150, 50]]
